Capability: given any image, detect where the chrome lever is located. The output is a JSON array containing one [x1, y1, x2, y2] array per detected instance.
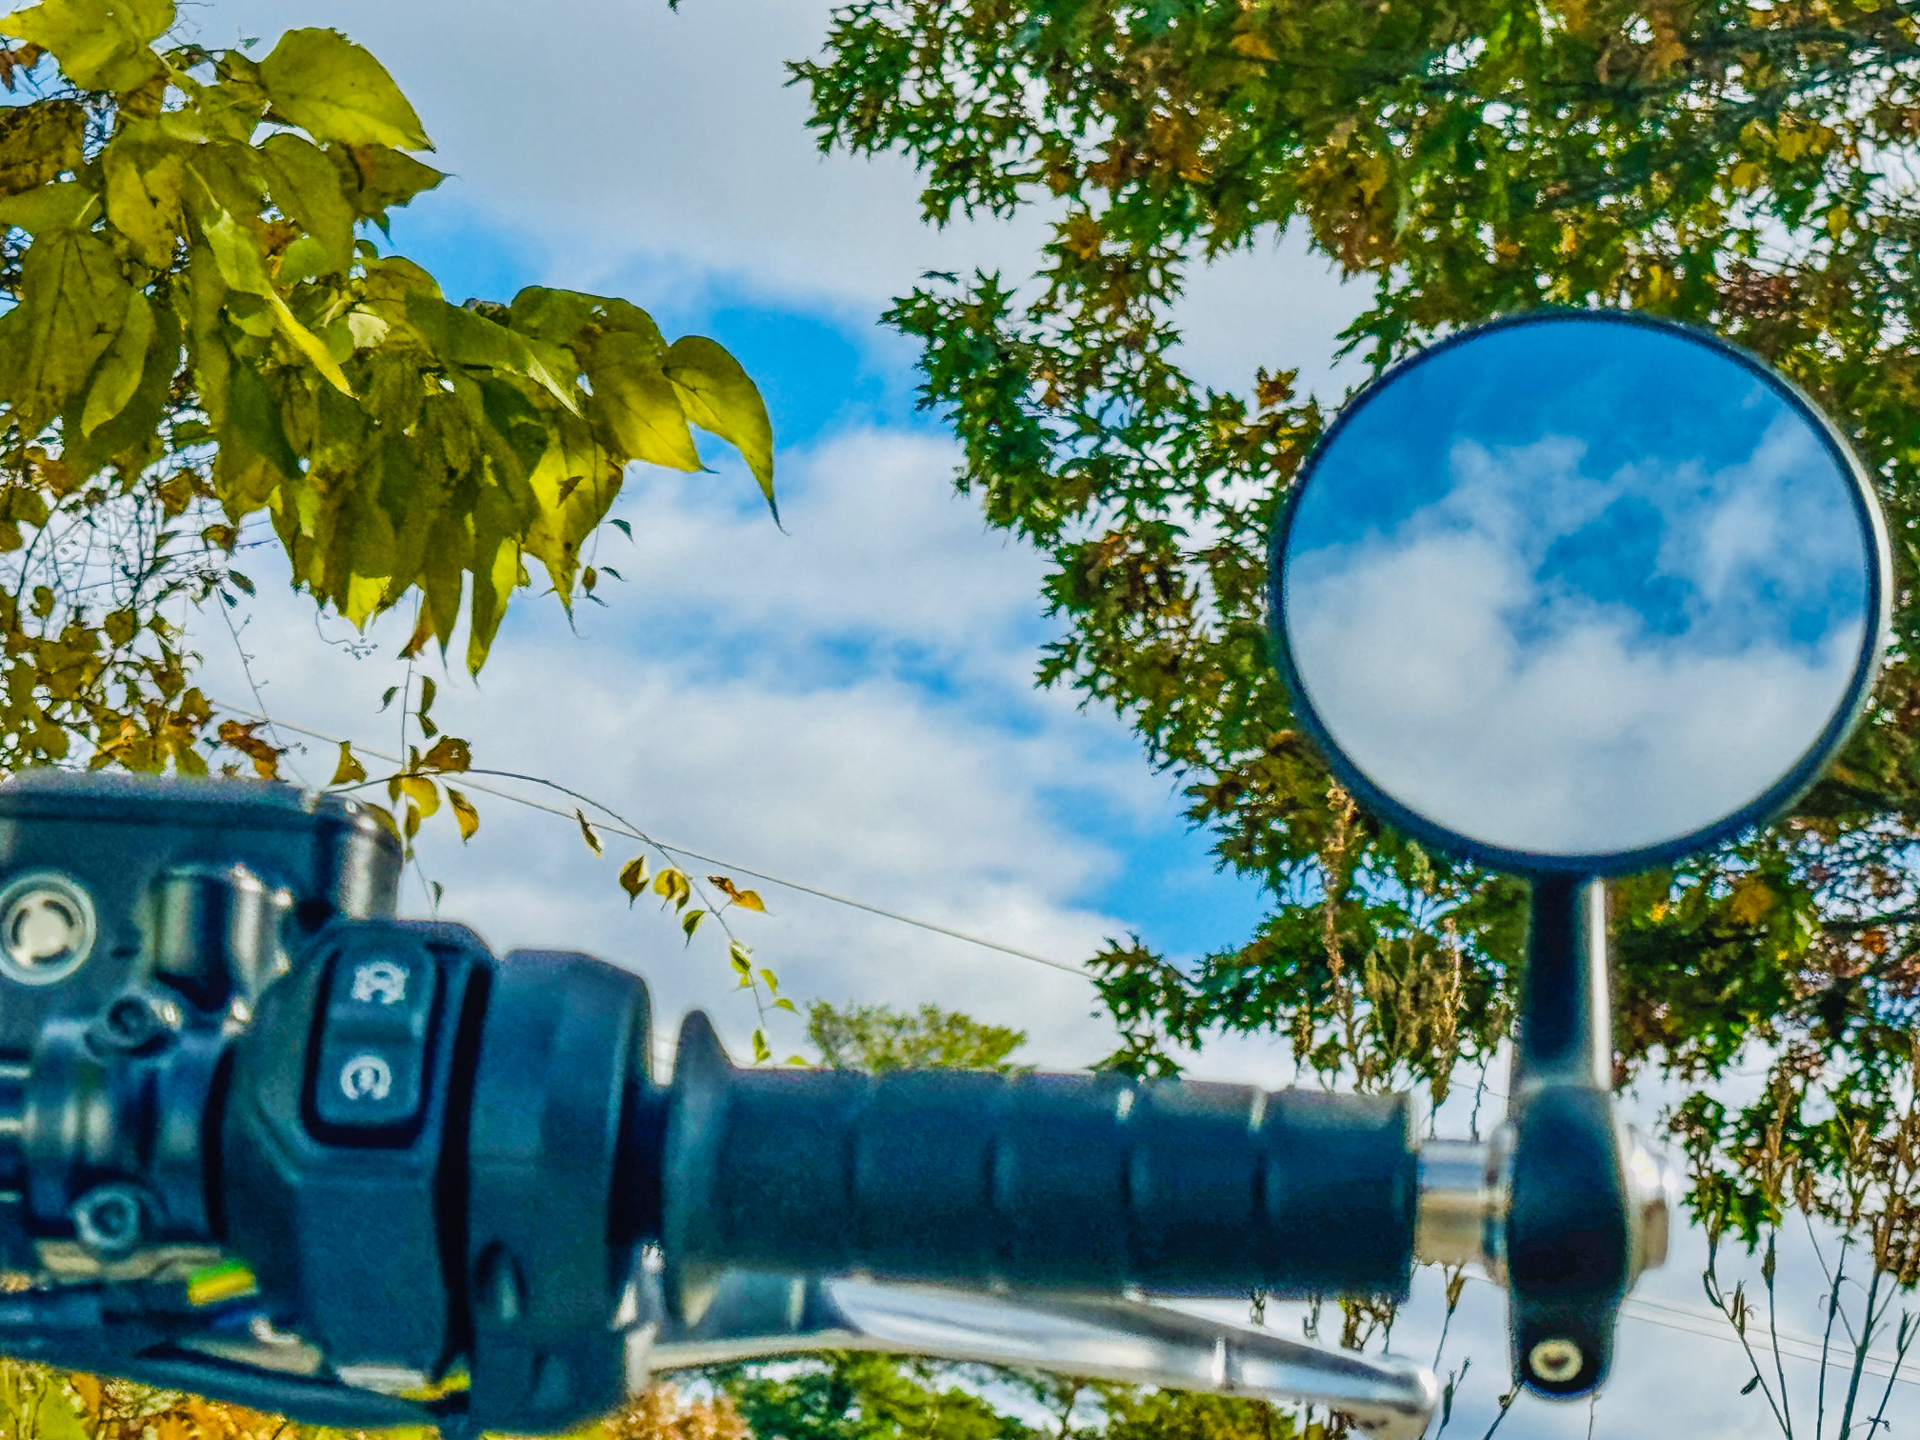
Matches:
[[636, 1272, 1439, 1440]]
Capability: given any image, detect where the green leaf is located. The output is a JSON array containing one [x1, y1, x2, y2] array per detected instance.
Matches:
[[257, 28, 431, 150], [262, 132, 355, 275], [30, 1387, 88, 1440], [464, 485, 519, 675], [340, 143, 445, 219], [202, 203, 354, 396], [406, 293, 580, 414], [80, 286, 151, 434], [215, 359, 298, 505], [665, 334, 776, 513], [587, 329, 701, 471], [0, 226, 129, 435], [0, 100, 84, 198], [103, 139, 184, 266], [59, 283, 179, 477], [0, 179, 97, 234], [507, 286, 605, 346], [1, 0, 170, 92]]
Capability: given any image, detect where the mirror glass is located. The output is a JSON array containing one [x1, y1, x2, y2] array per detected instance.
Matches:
[[1275, 313, 1884, 867]]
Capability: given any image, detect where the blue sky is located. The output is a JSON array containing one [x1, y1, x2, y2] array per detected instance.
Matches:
[[172, 3, 1916, 1432]]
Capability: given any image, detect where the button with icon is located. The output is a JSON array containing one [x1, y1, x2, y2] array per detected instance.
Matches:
[[309, 944, 441, 1141]]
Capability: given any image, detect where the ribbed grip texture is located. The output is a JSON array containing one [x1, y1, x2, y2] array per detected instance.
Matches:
[[660, 1013, 1416, 1305]]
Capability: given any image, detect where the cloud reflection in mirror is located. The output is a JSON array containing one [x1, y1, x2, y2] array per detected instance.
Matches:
[[1281, 318, 1872, 859]]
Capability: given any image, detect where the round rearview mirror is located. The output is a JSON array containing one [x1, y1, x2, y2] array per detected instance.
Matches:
[[1271, 311, 1890, 874]]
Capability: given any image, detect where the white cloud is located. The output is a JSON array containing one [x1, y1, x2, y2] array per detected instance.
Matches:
[[194, 428, 1159, 1066], [1285, 424, 1869, 857]]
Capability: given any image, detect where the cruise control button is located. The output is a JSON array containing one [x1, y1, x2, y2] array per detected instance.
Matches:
[[314, 1039, 422, 1133]]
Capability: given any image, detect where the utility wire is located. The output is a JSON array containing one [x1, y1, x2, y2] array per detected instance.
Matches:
[[211, 700, 1093, 980]]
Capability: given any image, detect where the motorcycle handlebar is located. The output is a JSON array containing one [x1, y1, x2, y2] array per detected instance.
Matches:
[[658, 1011, 1419, 1312]]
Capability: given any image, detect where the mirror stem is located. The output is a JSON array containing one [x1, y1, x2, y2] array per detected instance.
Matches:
[[1503, 875, 1628, 1401], [1513, 875, 1611, 1094]]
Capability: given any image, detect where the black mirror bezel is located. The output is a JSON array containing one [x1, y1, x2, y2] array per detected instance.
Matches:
[[1266, 308, 1892, 877]]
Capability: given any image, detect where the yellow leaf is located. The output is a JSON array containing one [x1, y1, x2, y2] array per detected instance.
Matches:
[[1728, 161, 1764, 192], [329, 740, 366, 785], [707, 874, 766, 912], [420, 734, 471, 772], [1729, 878, 1777, 925], [575, 806, 602, 854], [653, 867, 689, 906], [1228, 31, 1278, 60], [398, 772, 439, 817], [447, 785, 478, 841], [257, 28, 431, 150], [664, 334, 777, 513], [618, 855, 650, 900]]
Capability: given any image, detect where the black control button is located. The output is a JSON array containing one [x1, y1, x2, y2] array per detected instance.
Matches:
[[325, 950, 436, 1040], [313, 1037, 424, 1133], [309, 947, 441, 1141]]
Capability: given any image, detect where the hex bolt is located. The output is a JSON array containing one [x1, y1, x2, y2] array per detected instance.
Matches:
[[71, 1184, 147, 1259], [91, 993, 175, 1054], [1527, 1337, 1585, 1385]]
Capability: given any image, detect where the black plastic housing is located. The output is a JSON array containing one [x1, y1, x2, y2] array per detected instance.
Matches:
[[0, 773, 400, 1054], [663, 1012, 1417, 1315], [219, 920, 491, 1377], [464, 951, 655, 1435]]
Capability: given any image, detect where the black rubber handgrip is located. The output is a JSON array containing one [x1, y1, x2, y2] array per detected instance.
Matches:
[[660, 1012, 1416, 1309]]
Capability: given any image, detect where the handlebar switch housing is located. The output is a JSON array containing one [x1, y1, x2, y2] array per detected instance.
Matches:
[[220, 920, 492, 1382]]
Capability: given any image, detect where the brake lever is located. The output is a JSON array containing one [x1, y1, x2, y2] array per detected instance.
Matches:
[[645, 1270, 1440, 1440]]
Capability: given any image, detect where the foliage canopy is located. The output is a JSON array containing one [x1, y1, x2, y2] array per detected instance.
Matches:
[[800, 0, 1920, 1283], [0, 0, 773, 782]]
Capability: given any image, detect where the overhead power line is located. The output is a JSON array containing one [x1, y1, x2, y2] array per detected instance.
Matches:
[[211, 701, 1093, 980]]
